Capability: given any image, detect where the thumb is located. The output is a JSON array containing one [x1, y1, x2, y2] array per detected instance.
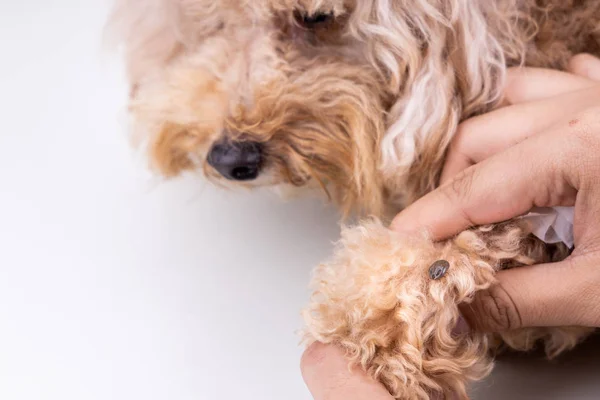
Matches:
[[459, 254, 600, 332]]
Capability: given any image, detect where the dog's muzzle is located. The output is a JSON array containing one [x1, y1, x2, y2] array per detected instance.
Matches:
[[207, 139, 263, 181]]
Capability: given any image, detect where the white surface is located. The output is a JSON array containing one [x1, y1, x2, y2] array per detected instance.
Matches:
[[0, 2, 340, 399], [3, 3, 600, 400]]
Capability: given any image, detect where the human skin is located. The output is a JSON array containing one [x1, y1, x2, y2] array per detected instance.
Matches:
[[301, 54, 600, 400]]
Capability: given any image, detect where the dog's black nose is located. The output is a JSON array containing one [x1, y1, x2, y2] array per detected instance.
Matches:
[[207, 140, 263, 181]]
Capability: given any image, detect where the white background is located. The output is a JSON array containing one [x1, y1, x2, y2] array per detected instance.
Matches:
[[0, 2, 341, 399], [0, 2, 598, 400]]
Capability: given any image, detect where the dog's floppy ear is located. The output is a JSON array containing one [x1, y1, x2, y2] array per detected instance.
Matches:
[[350, 1, 525, 204]]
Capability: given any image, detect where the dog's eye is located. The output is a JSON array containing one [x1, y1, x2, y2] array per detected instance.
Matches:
[[295, 11, 334, 29]]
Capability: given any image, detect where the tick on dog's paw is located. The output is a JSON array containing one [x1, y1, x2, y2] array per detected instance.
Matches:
[[429, 260, 450, 280]]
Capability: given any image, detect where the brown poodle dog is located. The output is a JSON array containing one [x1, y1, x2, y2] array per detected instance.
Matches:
[[109, 0, 599, 216], [108, 0, 600, 398]]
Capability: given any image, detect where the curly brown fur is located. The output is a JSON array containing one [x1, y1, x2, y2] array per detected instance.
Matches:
[[302, 220, 594, 399], [108, 0, 600, 217], [107, 3, 599, 396]]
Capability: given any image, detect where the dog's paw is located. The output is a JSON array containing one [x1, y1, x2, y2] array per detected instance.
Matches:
[[302, 219, 499, 399]]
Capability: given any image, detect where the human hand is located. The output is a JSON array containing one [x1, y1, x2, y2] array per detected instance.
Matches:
[[300, 55, 600, 400], [301, 343, 396, 400], [392, 55, 600, 331]]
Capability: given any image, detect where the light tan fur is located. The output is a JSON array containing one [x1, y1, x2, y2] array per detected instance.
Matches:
[[302, 221, 594, 399], [108, 1, 600, 397], [108, 0, 600, 216]]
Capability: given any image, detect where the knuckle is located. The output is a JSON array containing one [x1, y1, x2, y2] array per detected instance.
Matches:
[[445, 168, 476, 205], [437, 168, 478, 227], [463, 285, 522, 332]]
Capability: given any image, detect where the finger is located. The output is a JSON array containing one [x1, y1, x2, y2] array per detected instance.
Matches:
[[441, 85, 600, 184], [567, 53, 600, 82], [503, 67, 599, 106], [391, 119, 580, 240], [460, 254, 600, 330], [301, 343, 394, 400]]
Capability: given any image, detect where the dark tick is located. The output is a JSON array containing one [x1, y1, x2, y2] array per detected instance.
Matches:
[[428, 260, 450, 280]]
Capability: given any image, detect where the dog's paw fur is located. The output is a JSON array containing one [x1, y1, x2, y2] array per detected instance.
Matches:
[[302, 220, 593, 399]]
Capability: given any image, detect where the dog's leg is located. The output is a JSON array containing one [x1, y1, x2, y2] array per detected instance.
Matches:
[[303, 220, 594, 399]]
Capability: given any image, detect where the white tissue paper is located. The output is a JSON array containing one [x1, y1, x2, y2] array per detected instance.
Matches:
[[520, 206, 575, 248]]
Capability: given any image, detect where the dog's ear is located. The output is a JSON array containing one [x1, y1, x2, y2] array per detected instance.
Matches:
[[351, 1, 523, 204]]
